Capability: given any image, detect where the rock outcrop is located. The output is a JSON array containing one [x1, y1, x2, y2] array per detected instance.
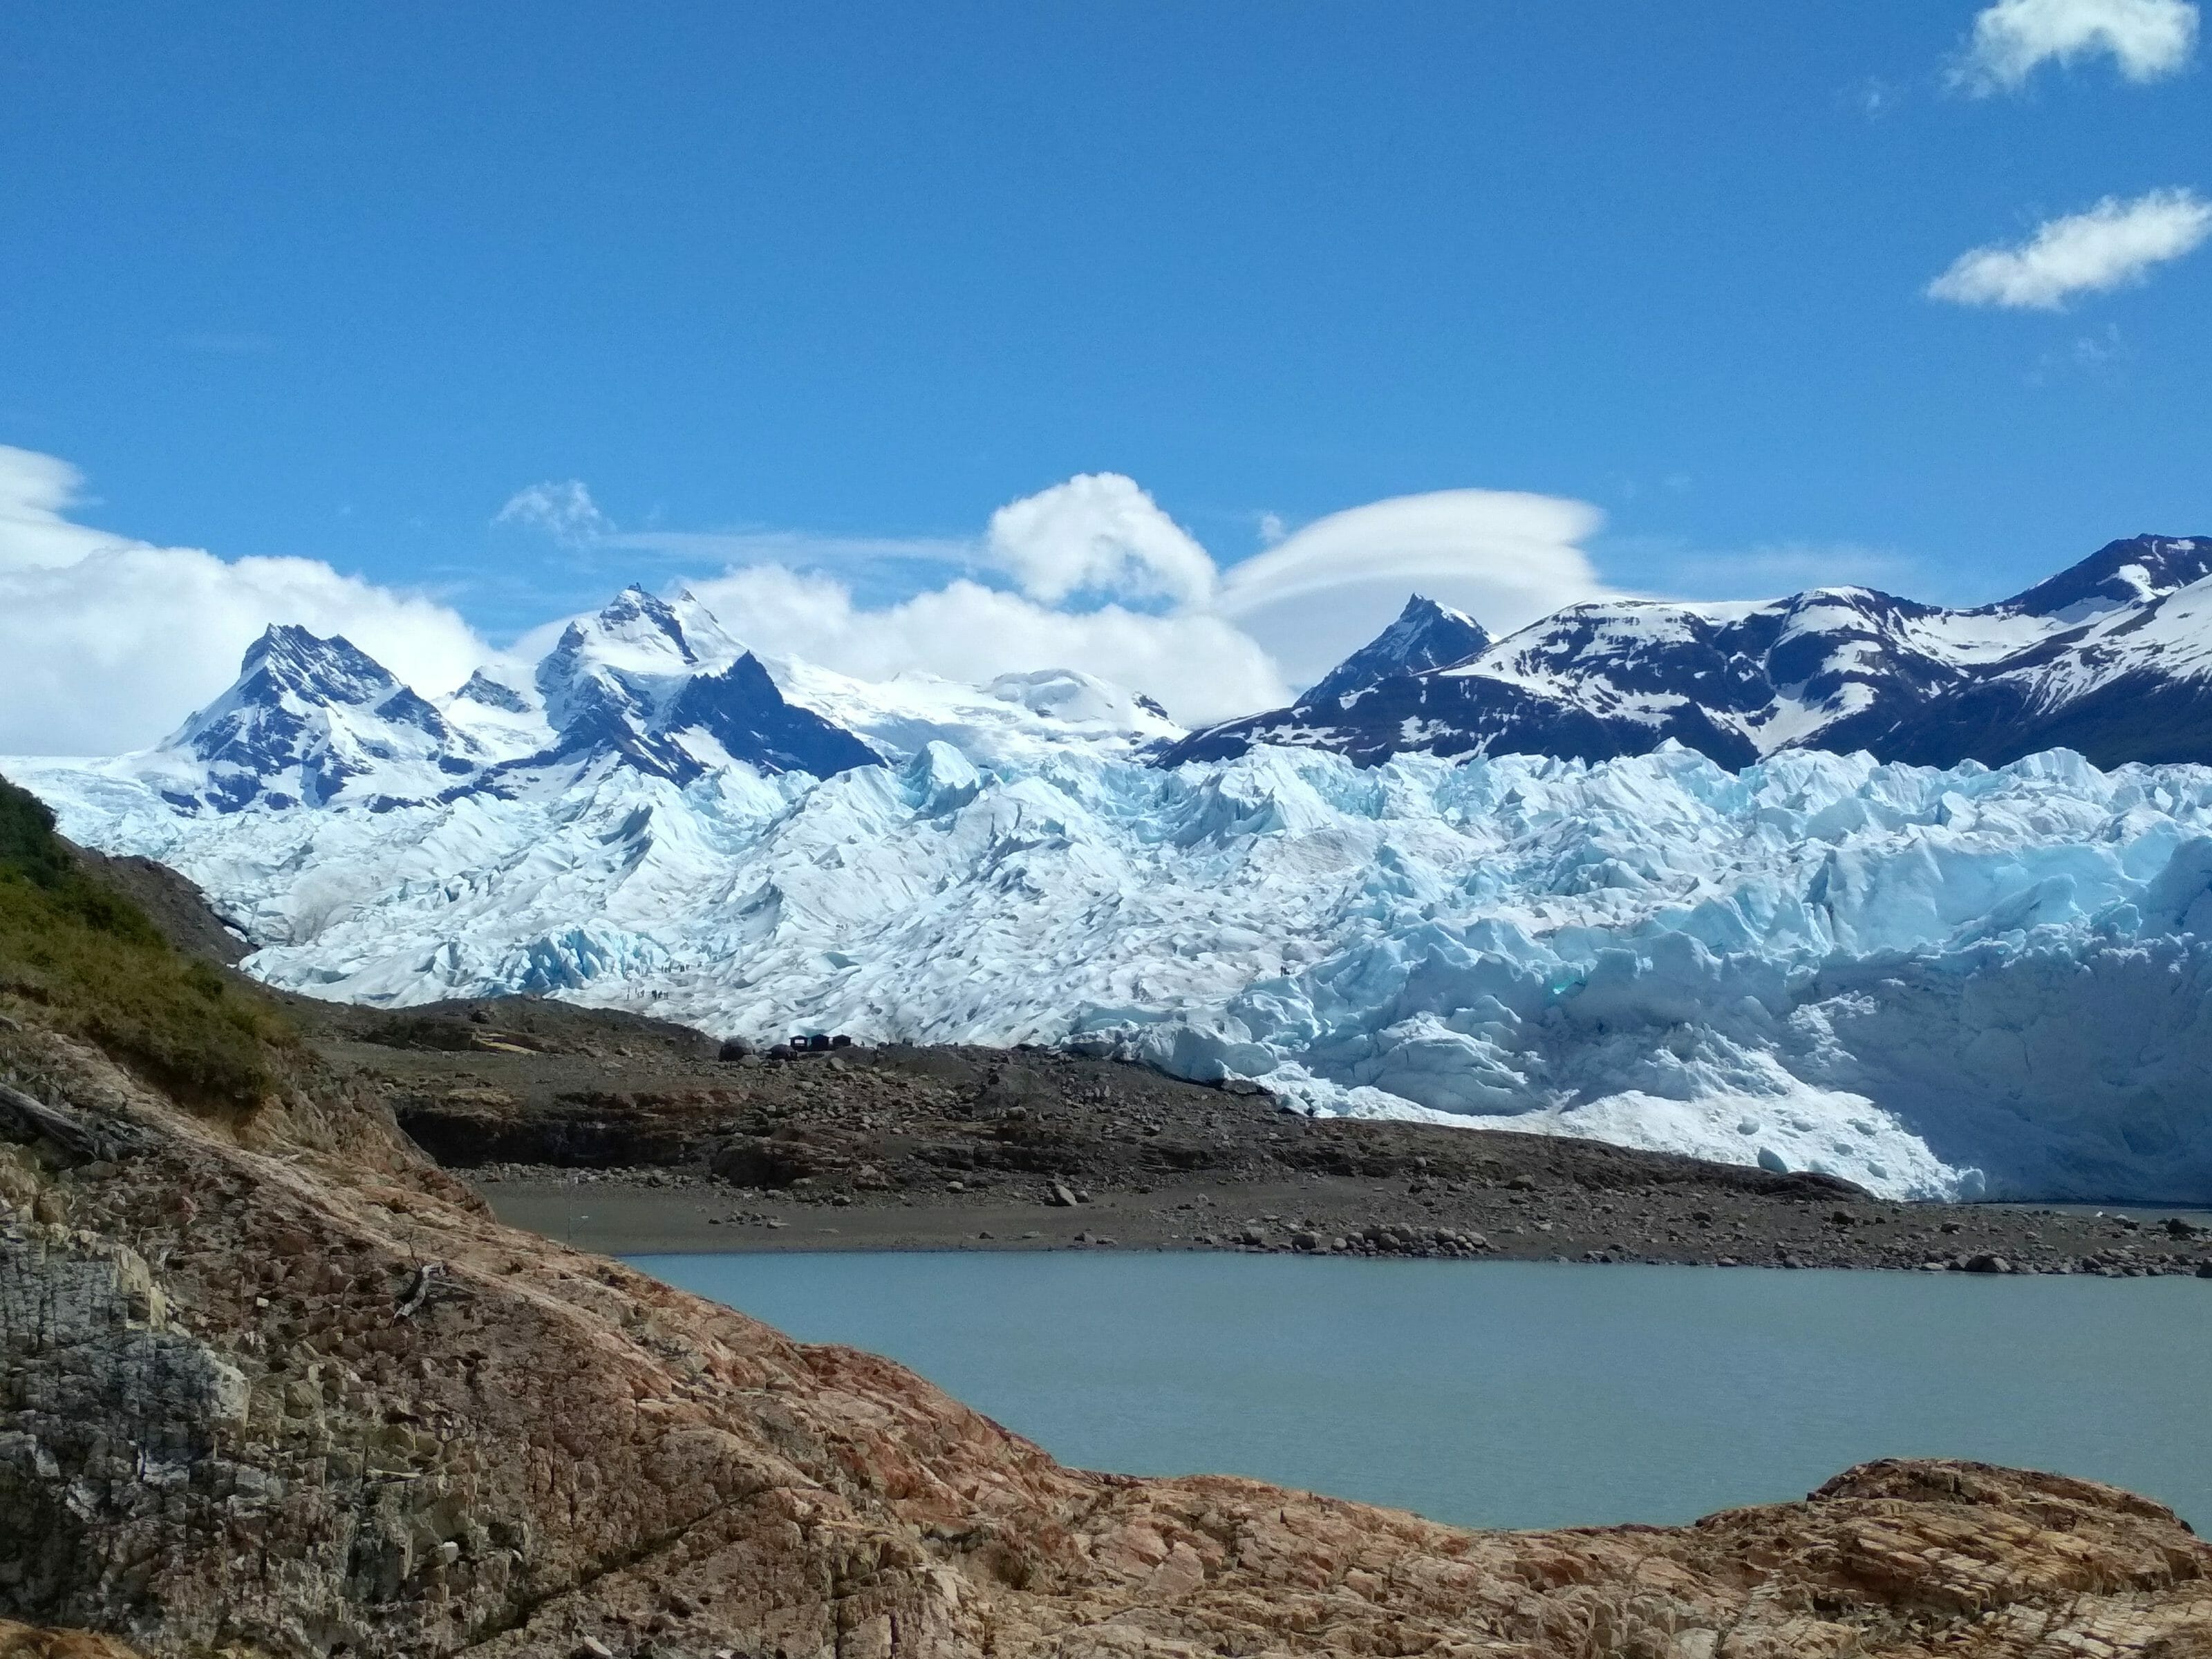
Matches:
[[3, 1025, 2209, 1658]]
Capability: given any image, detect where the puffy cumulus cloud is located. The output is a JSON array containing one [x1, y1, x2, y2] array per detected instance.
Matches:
[[1958, 0, 2198, 91], [0, 446, 485, 756], [1215, 491, 1613, 688], [985, 473, 1215, 607], [1928, 189, 2212, 309], [495, 479, 612, 545], [683, 565, 1288, 726]]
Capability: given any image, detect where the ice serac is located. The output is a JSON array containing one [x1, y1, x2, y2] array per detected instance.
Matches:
[[1164, 535, 2212, 772], [21, 730, 2212, 1204]]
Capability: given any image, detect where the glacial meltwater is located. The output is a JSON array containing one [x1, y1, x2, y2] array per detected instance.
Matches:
[[629, 1253, 2211, 1533]]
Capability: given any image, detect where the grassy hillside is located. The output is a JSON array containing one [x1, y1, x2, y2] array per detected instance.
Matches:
[[0, 776, 288, 1109]]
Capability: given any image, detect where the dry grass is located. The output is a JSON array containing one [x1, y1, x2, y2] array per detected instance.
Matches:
[[0, 775, 290, 1111]]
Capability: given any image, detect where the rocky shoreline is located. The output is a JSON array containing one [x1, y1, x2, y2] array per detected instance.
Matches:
[[473, 1159, 2212, 1276], [321, 1002, 2212, 1277]]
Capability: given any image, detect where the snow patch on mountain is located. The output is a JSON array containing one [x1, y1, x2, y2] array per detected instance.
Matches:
[[17, 733, 2212, 1203], [763, 657, 1183, 767], [1166, 535, 2212, 773]]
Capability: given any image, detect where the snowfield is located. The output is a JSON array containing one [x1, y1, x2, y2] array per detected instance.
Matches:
[[17, 738, 2212, 1203]]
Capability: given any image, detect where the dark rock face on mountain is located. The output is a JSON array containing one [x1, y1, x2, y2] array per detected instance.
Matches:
[[1301, 594, 1490, 707], [143, 588, 883, 813], [162, 626, 465, 812], [518, 591, 881, 786], [657, 650, 883, 780], [2004, 532, 2212, 621], [1165, 535, 2212, 772]]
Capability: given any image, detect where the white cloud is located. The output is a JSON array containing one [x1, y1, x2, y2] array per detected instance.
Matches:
[[985, 473, 1216, 608], [1958, 0, 2198, 91], [1215, 491, 1613, 687], [1927, 189, 2212, 309], [681, 565, 1288, 725], [673, 484, 1614, 712], [0, 450, 1622, 751], [0, 446, 138, 571], [0, 446, 485, 756], [495, 479, 612, 545]]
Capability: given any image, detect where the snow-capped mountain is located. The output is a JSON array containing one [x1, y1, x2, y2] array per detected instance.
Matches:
[[465, 585, 883, 787], [1166, 535, 2212, 771], [1299, 594, 1490, 708], [153, 624, 474, 812], [15, 548, 2212, 1205], [761, 657, 1184, 770], [48, 585, 1188, 818]]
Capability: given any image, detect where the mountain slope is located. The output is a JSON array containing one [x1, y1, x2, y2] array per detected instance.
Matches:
[[1165, 535, 2212, 771], [44, 590, 892, 816], [1301, 594, 1490, 706], [159, 624, 474, 811], [52, 587, 1194, 818]]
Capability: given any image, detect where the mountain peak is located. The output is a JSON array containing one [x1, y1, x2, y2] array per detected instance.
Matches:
[[1300, 594, 1491, 708], [234, 624, 404, 707], [161, 627, 457, 809], [1998, 534, 2212, 624], [551, 584, 742, 678], [1165, 532, 2212, 774]]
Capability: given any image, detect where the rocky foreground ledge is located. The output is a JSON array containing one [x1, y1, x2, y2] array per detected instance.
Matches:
[[4, 1025, 2211, 1659]]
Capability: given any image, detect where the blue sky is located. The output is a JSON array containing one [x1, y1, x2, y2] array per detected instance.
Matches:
[[1, 2, 2208, 750]]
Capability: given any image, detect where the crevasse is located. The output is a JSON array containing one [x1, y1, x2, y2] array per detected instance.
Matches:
[[19, 740, 2212, 1203]]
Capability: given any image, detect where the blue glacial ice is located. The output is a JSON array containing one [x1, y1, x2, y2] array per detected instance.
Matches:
[[16, 739, 2212, 1202]]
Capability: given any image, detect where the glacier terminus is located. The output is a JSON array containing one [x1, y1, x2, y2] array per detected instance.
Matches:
[[14, 540, 2212, 1206]]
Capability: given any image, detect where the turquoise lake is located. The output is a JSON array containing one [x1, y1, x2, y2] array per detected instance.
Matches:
[[630, 1252, 2211, 1533]]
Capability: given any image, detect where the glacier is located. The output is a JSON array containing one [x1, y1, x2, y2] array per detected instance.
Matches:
[[15, 735, 2212, 1204]]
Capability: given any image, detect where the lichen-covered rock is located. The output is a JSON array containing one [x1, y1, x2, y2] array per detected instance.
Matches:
[[2, 1031, 2209, 1658], [0, 1619, 144, 1658]]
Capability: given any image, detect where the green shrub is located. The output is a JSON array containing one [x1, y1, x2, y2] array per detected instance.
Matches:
[[0, 776, 290, 1110]]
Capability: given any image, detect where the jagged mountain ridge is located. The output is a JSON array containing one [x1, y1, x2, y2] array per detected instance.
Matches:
[[100, 586, 1189, 816], [162, 624, 469, 812], [124, 587, 885, 813], [1165, 534, 2212, 770], [111, 534, 2212, 814], [491, 586, 884, 787]]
